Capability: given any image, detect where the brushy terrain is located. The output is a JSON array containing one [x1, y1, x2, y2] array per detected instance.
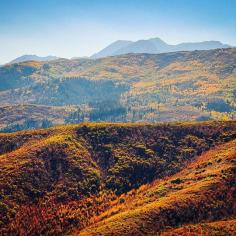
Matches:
[[0, 121, 236, 235]]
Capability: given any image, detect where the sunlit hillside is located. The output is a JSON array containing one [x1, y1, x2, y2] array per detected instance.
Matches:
[[0, 121, 235, 235]]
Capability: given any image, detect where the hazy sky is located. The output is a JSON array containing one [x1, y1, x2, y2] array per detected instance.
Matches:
[[1, 0, 236, 64]]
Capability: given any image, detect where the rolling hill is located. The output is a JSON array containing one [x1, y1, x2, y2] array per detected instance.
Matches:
[[0, 47, 235, 130], [0, 121, 235, 235], [91, 37, 231, 58]]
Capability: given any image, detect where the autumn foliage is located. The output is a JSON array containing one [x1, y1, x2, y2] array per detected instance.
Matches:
[[0, 121, 236, 235]]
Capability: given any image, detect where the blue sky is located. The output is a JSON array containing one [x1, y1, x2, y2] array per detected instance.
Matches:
[[0, 0, 236, 64]]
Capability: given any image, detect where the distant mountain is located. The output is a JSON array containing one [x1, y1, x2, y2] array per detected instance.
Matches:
[[91, 40, 132, 58], [91, 37, 231, 58], [8, 54, 59, 64], [173, 40, 231, 51], [115, 38, 170, 55]]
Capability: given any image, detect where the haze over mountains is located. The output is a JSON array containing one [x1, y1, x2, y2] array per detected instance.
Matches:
[[91, 37, 231, 58], [8, 55, 59, 64], [6, 38, 232, 64]]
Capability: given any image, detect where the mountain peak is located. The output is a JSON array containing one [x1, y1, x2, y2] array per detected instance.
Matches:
[[91, 40, 133, 59]]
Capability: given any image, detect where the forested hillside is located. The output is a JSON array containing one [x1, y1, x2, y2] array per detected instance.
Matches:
[[0, 48, 235, 131]]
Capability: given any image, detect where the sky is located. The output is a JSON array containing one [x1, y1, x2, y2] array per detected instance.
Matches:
[[0, 0, 236, 64]]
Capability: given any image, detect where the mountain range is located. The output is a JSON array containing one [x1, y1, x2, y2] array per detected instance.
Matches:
[[91, 37, 231, 58], [6, 38, 232, 64]]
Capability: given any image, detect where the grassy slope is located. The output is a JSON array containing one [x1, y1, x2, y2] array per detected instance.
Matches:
[[0, 121, 236, 234], [78, 138, 236, 235]]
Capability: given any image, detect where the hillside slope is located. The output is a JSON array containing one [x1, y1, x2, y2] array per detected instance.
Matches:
[[0, 48, 235, 124], [0, 121, 236, 235]]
